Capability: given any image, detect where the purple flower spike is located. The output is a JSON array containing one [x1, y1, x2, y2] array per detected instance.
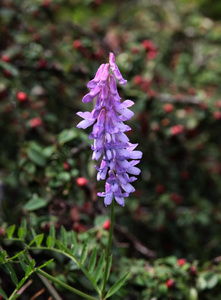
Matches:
[[76, 52, 142, 207]]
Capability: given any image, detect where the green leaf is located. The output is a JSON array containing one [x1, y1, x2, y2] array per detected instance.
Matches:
[[58, 128, 77, 145], [24, 196, 47, 211], [5, 263, 18, 285], [99, 255, 112, 291], [6, 225, 16, 238], [17, 227, 25, 239], [28, 234, 44, 247], [47, 225, 55, 248], [27, 147, 46, 167], [0, 285, 8, 299], [42, 145, 56, 158], [88, 248, 97, 273], [46, 236, 52, 248], [106, 255, 112, 283], [94, 250, 105, 282], [189, 287, 198, 300], [25, 259, 35, 277], [70, 231, 77, 255], [204, 272, 218, 289], [61, 226, 68, 247], [0, 251, 7, 264], [17, 277, 27, 290], [80, 238, 88, 265], [196, 277, 207, 290], [38, 258, 54, 269], [105, 272, 129, 299], [58, 172, 71, 182], [18, 255, 28, 273]]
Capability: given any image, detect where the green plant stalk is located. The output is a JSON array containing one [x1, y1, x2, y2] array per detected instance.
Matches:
[[37, 269, 98, 300], [101, 200, 115, 299]]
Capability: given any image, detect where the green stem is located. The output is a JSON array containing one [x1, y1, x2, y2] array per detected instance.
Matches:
[[101, 200, 115, 299], [37, 269, 98, 300]]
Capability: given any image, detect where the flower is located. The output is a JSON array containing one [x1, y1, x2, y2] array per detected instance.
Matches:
[[77, 53, 142, 206]]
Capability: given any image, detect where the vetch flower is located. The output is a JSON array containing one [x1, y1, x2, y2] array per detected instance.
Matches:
[[77, 53, 142, 207]]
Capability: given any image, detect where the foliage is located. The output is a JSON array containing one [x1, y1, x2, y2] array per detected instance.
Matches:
[[1, 0, 221, 299]]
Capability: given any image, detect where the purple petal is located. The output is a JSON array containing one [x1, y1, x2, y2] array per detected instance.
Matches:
[[120, 182, 135, 193], [104, 193, 113, 206], [109, 74, 121, 100], [115, 196, 125, 206], [116, 132, 129, 142], [98, 63, 110, 87], [92, 149, 103, 160], [119, 100, 134, 108], [87, 64, 105, 89], [127, 166, 141, 175], [129, 151, 143, 159], [76, 119, 95, 129], [109, 52, 127, 85]]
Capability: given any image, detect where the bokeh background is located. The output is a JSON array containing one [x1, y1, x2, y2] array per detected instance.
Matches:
[[1, 0, 221, 299]]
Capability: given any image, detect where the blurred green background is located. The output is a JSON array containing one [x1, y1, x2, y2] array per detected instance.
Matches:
[[1, 0, 221, 299]]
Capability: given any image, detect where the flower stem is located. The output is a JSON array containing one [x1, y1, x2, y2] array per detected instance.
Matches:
[[101, 200, 115, 299]]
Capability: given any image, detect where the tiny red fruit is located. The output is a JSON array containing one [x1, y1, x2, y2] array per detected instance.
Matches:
[[177, 258, 186, 266], [76, 177, 88, 187], [170, 124, 184, 136], [1, 54, 10, 62], [163, 103, 174, 113], [73, 39, 82, 49], [155, 184, 165, 194], [166, 279, 175, 289], [63, 162, 70, 171], [17, 91, 28, 102], [189, 265, 197, 276], [3, 69, 12, 78], [133, 75, 143, 86], [213, 111, 221, 120], [170, 193, 183, 204], [29, 117, 43, 128], [103, 219, 111, 230]]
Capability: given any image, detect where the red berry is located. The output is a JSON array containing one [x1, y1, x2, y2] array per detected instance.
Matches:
[[29, 117, 43, 128], [142, 39, 155, 51], [177, 258, 186, 266], [76, 177, 88, 187], [189, 265, 197, 276], [147, 50, 157, 60], [213, 111, 221, 120], [82, 201, 92, 213], [131, 47, 139, 54], [133, 75, 143, 86], [155, 184, 165, 194], [38, 59, 47, 68], [103, 219, 111, 230], [147, 89, 157, 98], [199, 102, 207, 110], [73, 39, 82, 49], [3, 69, 12, 78], [63, 162, 70, 171], [170, 124, 184, 136], [73, 222, 87, 232], [166, 279, 175, 289], [163, 103, 174, 113], [170, 193, 183, 204], [1, 54, 10, 62], [17, 91, 28, 102], [73, 222, 80, 232], [214, 100, 221, 108], [42, 0, 52, 7]]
